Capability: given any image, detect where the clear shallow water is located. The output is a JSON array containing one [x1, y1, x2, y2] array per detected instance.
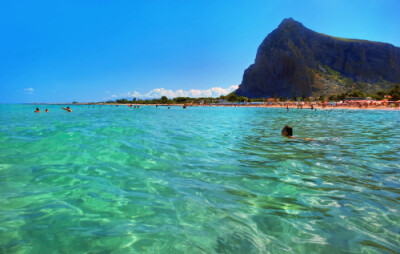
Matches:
[[0, 104, 399, 253]]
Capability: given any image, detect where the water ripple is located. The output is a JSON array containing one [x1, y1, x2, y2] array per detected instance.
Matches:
[[0, 105, 399, 253]]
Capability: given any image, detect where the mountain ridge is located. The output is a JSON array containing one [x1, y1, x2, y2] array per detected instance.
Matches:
[[236, 18, 400, 98]]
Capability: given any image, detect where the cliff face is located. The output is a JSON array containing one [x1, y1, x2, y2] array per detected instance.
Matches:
[[236, 18, 400, 98]]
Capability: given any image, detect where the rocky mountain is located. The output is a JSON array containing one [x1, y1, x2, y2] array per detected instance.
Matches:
[[235, 18, 400, 98]]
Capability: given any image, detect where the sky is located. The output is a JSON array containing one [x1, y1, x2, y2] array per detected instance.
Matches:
[[1, 0, 399, 103]]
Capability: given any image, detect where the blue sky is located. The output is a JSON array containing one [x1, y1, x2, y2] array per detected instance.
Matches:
[[1, 0, 399, 103]]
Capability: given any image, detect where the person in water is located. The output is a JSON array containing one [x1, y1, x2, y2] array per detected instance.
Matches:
[[62, 106, 72, 112], [282, 125, 314, 140], [281, 125, 294, 138], [45, 109, 48, 113], [34, 107, 41, 113]]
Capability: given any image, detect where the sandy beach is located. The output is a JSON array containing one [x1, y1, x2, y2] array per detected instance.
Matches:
[[81, 102, 399, 111]]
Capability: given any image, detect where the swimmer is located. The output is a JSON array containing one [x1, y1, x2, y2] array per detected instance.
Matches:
[[281, 125, 295, 138], [311, 104, 314, 110], [62, 106, 72, 112], [286, 105, 289, 112], [45, 109, 48, 113], [281, 125, 314, 141], [34, 107, 41, 113]]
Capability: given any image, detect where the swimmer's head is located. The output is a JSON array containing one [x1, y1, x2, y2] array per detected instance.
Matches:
[[282, 125, 293, 137]]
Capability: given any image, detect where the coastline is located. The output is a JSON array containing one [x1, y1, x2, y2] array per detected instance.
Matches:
[[186, 104, 400, 111], [27, 102, 400, 111]]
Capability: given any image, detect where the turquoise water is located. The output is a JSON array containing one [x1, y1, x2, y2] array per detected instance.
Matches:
[[0, 104, 399, 253]]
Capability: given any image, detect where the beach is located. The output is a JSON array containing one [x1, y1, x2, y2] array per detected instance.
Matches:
[[55, 101, 400, 111]]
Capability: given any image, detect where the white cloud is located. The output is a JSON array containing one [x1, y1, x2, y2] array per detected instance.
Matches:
[[113, 85, 238, 99], [23, 88, 34, 94]]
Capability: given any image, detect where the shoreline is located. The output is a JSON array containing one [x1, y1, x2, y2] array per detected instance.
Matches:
[[26, 103, 400, 111]]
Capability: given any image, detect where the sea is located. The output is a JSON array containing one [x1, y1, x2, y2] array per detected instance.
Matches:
[[0, 104, 399, 253]]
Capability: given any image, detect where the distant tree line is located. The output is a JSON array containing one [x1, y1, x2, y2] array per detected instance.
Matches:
[[105, 94, 252, 105], [104, 85, 400, 104]]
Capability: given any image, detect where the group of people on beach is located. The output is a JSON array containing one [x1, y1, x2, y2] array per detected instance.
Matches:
[[34, 107, 72, 113]]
